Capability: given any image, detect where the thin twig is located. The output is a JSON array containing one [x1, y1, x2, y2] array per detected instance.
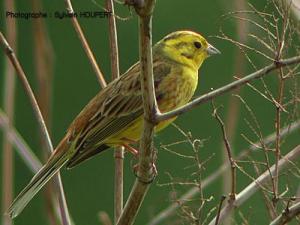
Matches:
[[55, 177, 72, 225], [252, 159, 277, 219], [2, 2, 16, 224], [273, 6, 289, 202], [147, 120, 300, 225], [114, 150, 124, 223], [269, 201, 300, 225], [64, 0, 107, 88], [0, 32, 72, 225], [212, 103, 236, 200], [116, 1, 156, 225], [105, 0, 124, 222], [207, 144, 300, 225], [236, 94, 279, 198], [155, 55, 300, 122], [221, 2, 248, 224], [215, 195, 226, 225], [0, 31, 53, 153], [106, 0, 120, 83]]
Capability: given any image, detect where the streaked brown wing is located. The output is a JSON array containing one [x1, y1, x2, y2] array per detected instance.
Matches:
[[66, 59, 172, 168]]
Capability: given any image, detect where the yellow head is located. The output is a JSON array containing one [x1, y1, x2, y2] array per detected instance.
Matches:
[[154, 30, 220, 70]]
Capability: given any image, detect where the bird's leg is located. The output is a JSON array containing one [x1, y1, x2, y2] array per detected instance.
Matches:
[[122, 142, 158, 182], [122, 143, 139, 156], [132, 163, 157, 184], [129, 148, 157, 184]]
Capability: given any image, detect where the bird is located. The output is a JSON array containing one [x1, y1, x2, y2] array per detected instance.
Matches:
[[7, 30, 220, 218]]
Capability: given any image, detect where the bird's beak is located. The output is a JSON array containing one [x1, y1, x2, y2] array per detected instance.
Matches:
[[207, 44, 221, 56]]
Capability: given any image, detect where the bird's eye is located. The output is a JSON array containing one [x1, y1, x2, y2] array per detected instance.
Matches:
[[194, 41, 202, 49]]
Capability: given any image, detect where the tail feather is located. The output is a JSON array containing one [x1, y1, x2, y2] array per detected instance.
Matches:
[[7, 138, 70, 218]]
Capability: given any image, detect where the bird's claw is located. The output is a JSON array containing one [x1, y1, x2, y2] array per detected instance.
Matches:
[[133, 162, 157, 184]]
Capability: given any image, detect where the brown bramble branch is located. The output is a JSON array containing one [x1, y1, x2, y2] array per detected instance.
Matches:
[[105, 0, 124, 222], [0, 32, 72, 225], [0, 32, 53, 154], [116, 0, 157, 225]]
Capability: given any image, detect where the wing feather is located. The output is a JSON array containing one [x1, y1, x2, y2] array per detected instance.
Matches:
[[67, 59, 173, 167]]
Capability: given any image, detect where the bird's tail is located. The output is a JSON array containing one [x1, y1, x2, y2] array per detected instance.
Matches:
[[7, 136, 71, 218]]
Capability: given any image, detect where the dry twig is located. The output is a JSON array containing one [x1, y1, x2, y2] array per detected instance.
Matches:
[[270, 201, 300, 225], [207, 144, 300, 225], [215, 195, 226, 225], [116, 1, 157, 224], [1, 1, 16, 225], [105, 0, 124, 222], [147, 120, 300, 225], [0, 32, 72, 225], [212, 103, 236, 201]]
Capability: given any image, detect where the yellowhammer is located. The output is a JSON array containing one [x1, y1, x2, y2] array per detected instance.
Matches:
[[8, 30, 220, 218]]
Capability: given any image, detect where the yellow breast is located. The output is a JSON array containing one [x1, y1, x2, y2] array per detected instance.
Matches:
[[157, 66, 198, 112], [106, 66, 198, 146]]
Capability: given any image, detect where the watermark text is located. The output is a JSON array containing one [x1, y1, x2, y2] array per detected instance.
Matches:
[[5, 11, 111, 20]]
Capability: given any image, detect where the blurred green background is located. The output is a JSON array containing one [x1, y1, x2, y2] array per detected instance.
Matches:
[[0, 0, 299, 225]]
